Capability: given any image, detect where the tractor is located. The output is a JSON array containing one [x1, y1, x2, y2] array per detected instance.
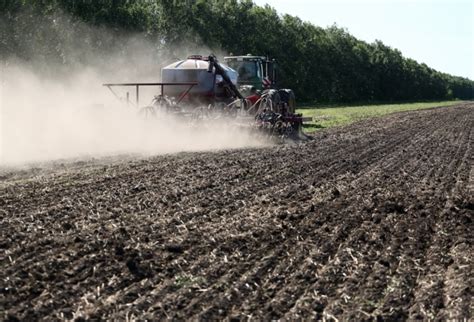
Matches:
[[103, 54, 309, 140], [224, 54, 296, 114]]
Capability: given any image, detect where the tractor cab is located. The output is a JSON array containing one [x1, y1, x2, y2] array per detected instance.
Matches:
[[224, 54, 276, 92]]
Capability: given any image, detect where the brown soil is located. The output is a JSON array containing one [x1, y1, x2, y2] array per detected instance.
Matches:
[[1, 103, 473, 320]]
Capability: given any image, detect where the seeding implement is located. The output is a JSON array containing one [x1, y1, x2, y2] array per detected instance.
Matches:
[[103, 54, 311, 140]]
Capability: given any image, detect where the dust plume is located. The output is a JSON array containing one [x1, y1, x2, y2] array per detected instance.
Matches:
[[0, 13, 266, 166], [0, 63, 267, 165]]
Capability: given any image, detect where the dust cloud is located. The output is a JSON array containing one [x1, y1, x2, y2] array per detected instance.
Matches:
[[0, 16, 266, 166], [0, 63, 267, 165]]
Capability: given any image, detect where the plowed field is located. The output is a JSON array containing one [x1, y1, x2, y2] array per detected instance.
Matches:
[[1, 103, 473, 320]]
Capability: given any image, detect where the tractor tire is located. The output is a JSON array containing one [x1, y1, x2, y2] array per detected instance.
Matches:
[[261, 89, 281, 113], [278, 89, 296, 114]]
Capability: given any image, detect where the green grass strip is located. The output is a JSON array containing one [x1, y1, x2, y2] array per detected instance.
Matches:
[[297, 101, 461, 132]]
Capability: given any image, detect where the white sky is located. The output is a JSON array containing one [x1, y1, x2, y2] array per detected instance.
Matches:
[[253, 0, 474, 80]]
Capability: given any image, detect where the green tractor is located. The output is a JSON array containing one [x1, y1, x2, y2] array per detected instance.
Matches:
[[224, 54, 296, 114], [104, 54, 308, 140]]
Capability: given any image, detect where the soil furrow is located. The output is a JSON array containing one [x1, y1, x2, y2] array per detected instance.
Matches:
[[1, 103, 472, 320]]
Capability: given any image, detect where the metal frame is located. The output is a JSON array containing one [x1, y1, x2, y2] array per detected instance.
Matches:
[[102, 82, 198, 106]]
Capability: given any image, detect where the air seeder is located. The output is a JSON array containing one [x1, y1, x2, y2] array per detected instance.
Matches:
[[103, 54, 310, 140]]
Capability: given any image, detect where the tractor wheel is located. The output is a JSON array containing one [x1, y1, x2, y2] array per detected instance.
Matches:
[[260, 89, 281, 113], [278, 89, 296, 114]]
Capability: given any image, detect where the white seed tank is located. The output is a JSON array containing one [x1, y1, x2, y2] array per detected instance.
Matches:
[[161, 56, 238, 98]]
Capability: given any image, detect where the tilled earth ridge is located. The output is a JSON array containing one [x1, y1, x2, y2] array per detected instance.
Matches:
[[1, 103, 473, 320]]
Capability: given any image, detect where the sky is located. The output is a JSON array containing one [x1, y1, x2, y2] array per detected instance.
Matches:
[[253, 0, 474, 80]]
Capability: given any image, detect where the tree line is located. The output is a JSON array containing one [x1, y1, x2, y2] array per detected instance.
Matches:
[[1, 0, 473, 102]]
